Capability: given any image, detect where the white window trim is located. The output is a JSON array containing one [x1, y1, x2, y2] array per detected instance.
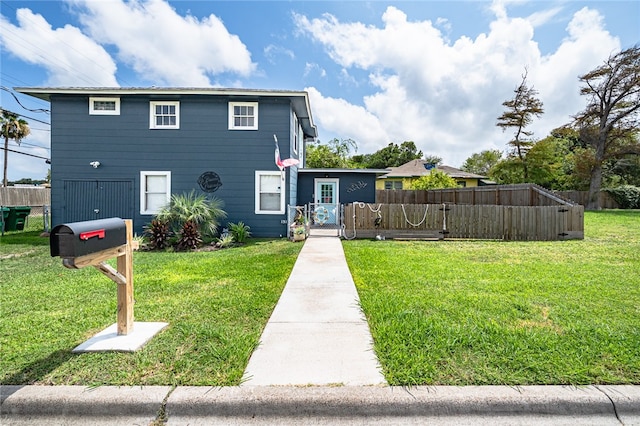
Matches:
[[255, 171, 285, 214], [150, 101, 180, 129], [293, 115, 299, 154], [229, 101, 259, 130], [89, 97, 120, 115], [140, 171, 171, 215]]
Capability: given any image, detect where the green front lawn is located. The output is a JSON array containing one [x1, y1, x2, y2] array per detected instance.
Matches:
[[1, 222, 301, 386], [344, 210, 640, 385], [1, 211, 638, 386]]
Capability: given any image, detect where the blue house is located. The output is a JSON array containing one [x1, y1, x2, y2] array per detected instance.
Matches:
[[17, 87, 318, 237]]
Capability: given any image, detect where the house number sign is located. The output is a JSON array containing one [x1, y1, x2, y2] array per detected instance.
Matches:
[[198, 171, 222, 193]]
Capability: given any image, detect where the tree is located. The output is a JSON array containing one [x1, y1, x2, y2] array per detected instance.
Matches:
[[496, 70, 544, 180], [411, 170, 458, 190], [525, 136, 572, 189], [489, 157, 525, 185], [573, 45, 640, 209], [305, 138, 357, 168], [356, 141, 423, 169], [1, 110, 31, 187], [461, 149, 503, 175], [423, 154, 443, 167]]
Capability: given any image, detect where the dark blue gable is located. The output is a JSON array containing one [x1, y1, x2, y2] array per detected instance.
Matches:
[[46, 92, 309, 237]]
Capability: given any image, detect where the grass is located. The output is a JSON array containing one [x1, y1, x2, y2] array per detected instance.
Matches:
[[343, 210, 640, 386], [1, 219, 302, 386], [2, 211, 639, 387]]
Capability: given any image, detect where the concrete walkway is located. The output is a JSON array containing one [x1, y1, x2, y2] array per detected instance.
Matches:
[[241, 233, 386, 386]]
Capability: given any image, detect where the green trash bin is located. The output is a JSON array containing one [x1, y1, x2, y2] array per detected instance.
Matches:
[[6, 206, 31, 231], [1, 207, 9, 232]]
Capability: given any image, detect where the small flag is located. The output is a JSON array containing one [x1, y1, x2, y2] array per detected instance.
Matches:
[[274, 134, 299, 170]]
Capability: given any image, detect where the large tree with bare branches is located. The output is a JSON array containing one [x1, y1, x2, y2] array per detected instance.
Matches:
[[573, 45, 640, 209]]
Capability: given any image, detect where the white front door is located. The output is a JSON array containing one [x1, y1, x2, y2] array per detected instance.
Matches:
[[314, 179, 339, 225]]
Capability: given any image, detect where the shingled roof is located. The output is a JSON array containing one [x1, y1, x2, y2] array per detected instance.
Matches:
[[380, 159, 487, 179]]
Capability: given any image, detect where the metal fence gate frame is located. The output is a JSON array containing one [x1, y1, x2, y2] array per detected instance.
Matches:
[[287, 203, 344, 239]]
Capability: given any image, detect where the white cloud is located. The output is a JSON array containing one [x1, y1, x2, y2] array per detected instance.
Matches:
[[305, 87, 388, 154], [70, 0, 256, 86], [295, 3, 621, 167], [303, 62, 326, 78], [338, 69, 357, 87], [0, 8, 118, 86], [526, 7, 563, 28], [264, 44, 295, 64]]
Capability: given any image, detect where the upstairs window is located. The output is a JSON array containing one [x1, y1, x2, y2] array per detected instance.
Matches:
[[229, 102, 258, 130], [89, 97, 120, 115], [150, 101, 180, 129]]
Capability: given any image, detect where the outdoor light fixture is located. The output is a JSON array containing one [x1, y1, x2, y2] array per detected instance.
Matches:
[[90, 161, 101, 168]]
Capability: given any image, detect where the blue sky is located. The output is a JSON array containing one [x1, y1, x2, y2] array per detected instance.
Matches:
[[1, 0, 638, 181]]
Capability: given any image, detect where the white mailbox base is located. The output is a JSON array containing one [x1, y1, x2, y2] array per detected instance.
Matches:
[[72, 322, 168, 353]]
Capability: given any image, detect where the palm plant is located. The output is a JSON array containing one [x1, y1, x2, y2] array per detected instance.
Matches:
[[156, 190, 227, 249], [1, 110, 31, 187], [228, 221, 251, 243]]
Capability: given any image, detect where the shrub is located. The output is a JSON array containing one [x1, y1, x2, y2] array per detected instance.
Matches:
[[216, 234, 235, 249], [176, 220, 202, 251], [156, 190, 227, 240], [228, 221, 251, 243], [411, 170, 459, 190], [143, 219, 172, 250], [603, 185, 640, 209]]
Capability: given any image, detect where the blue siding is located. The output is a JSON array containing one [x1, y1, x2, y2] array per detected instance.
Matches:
[[297, 172, 379, 205], [49, 94, 300, 237]]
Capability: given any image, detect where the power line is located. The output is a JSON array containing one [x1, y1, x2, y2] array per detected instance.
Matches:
[[19, 141, 50, 151], [0, 146, 50, 162], [1, 86, 50, 114], [0, 107, 50, 125]]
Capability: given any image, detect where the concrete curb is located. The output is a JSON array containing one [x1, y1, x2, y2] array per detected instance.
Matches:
[[1, 385, 170, 425], [3, 385, 639, 425]]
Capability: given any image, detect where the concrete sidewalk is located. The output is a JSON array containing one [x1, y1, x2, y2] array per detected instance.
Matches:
[[241, 234, 386, 386]]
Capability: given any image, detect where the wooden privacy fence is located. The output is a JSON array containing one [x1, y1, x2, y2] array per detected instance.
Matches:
[[376, 184, 575, 207], [555, 190, 620, 209], [0, 187, 50, 207], [343, 203, 584, 241]]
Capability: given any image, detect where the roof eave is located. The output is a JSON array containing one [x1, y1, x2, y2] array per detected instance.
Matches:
[[14, 86, 318, 138]]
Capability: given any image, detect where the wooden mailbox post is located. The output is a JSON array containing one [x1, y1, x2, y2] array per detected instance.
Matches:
[[51, 218, 137, 335]]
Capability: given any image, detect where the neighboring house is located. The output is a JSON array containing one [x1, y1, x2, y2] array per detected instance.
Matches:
[[377, 159, 491, 189], [17, 87, 317, 237]]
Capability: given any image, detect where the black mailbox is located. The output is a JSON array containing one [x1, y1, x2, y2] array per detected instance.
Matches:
[[51, 218, 127, 258]]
